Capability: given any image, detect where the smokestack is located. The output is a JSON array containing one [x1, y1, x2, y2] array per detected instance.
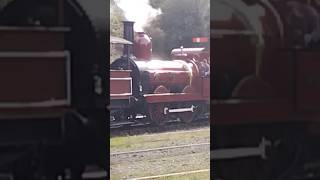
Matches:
[[123, 21, 134, 55]]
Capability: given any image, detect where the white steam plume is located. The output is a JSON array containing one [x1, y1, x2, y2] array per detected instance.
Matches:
[[115, 0, 162, 32]]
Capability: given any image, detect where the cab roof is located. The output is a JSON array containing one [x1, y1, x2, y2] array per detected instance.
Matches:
[[110, 36, 133, 45]]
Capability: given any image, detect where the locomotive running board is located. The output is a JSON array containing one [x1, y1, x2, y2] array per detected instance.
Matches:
[[211, 137, 271, 160], [144, 93, 207, 103], [164, 105, 195, 115]]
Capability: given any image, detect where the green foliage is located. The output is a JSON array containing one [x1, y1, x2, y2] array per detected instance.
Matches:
[[109, 0, 209, 59], [145, 0, 210, 58], [110, 0, 125, 37], [110, 0, 125, 63]]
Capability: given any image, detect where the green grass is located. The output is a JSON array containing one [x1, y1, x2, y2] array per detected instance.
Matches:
[[110, 128, 210, 152], [110, 151, 210, 179], [110, 128, 210, 180]]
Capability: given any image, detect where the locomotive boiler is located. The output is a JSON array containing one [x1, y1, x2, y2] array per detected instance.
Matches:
[[0, 0, 107, 179], [110, 21, 210, 125], [211, 0, 320, 179]]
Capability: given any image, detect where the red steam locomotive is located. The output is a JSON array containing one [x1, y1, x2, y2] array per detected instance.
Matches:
[[110, 21, 210, 125], [212, 0, 320, 179]]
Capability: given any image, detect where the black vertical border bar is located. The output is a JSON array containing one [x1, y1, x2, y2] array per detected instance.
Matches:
[[106, 1, 110, 179], [209, 2, 213, 179]]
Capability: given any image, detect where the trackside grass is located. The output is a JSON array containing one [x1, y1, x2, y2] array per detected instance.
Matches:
[[110, 127, 210, 180]]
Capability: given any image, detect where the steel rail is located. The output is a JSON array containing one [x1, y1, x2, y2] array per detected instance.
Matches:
[[126, 169, 210, 180], [111, 142, 210, 156]]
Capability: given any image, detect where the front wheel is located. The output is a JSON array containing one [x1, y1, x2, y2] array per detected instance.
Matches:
[[148, 103, 168, 126]]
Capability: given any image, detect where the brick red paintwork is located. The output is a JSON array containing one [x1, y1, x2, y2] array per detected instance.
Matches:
[[0, 56, 68, 102], [296, 51, 320, 112], [143, 69, 209, 104], [110, 70, 132, 100], [110, 70, 131, 78], [134, 59, 197, 93], [212, 99, 293, 124], [210, 0, 320, 128], [0, 27, 69, 51], [147, 70, 191, 91], [0, 27, 70, 119], [144, 93, 207, 103]]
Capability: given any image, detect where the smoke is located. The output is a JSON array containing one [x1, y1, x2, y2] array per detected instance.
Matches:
[[114, 0, 162, 32]]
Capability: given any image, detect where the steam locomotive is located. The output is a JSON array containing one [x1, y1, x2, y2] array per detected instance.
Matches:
[[0, 0, 107, 179], [212, 0, 320, 179], [110, 21, 210, 125]]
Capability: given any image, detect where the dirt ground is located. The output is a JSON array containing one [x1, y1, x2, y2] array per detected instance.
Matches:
[[110, 127, 210, 180]]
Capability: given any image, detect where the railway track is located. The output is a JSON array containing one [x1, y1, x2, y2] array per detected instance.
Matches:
[[126, 169, 210, 180], [110, 126, 210, 179], [111, 142, 210, 157], [110, 142, 210, 166], [110, 115, 210, 137], [125, 169, 320, 180]]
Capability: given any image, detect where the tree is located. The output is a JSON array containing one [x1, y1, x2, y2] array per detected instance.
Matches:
[[145, 0, 210, 58], [110, 0, 125, 63], [110, 0, 125, 37]]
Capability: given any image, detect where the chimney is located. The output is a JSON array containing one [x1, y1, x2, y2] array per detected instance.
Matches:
[[123, 21, 134, 55]]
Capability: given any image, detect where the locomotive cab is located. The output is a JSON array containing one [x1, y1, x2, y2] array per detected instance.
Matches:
[[110, 36, 137, 119]]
